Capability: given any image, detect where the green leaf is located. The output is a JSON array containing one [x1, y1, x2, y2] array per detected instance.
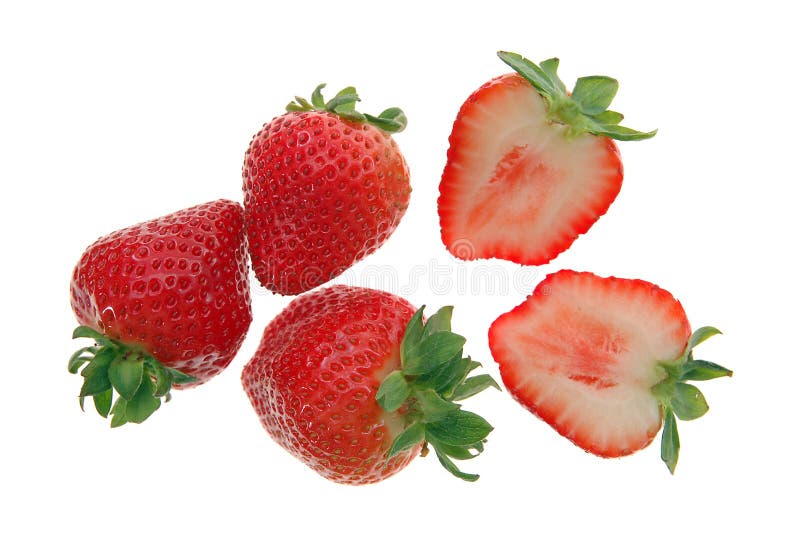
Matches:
[[68, 355, 93, 374], [311, 83, 326, 108], [433, 448, 479, 482], [335, 108, 366, 123], [79, 347, 114, 378], [438, 356, 480, 397], [293, 84, 406, 134], [294, 96, 312, 109], [376, 370, 410, 412], [290, 83, 407, 134], [391, 303, 493, 481], [591, 122, 657, 141], [326, 87, 359, 113], [680, 360, 733, 381], [109, 357, 144, 401], [387, 422, 425, 458], [124, 377, 160, 424], [147, 359, 173, 397], [425, 410, 493, 446], [413, 389, 459, 422], [687, 326, 723, 351], [595, 110, 624, 125], [73, 326, 118, 349], [422, 306, 453, 337], [451, 374, 501, 401], [79, 349, 115, 397], [671, 383, 709, 421], [378, 107, 404, 121], [167, 366, 198, 385], [497, 51, 558, 99], [400, 306, 426, 366], [661, 408, 680, 474], [651, 378, 675, 405], [364, 107, 408, 133], [430, 441, 478, 461], [109, 397, 128, 428], [539, 57, 566, 95], [498, 51, 655, 143], [403, 331, 466, 376], [412, 352, 464, 393], [571, 75, 619, 115], [68, 346, 97, 374], [93, 388, 112, 418], [72, 325, 105, 341]]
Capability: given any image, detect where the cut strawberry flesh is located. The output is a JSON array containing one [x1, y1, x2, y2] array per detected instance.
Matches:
[[439, 74, 622, 264], [489, 270, 691, 457]]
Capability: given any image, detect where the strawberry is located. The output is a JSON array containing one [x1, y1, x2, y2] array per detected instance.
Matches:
[[439, 51, 656, 265], [243, 84, 411, 295], [241, 285, 498, 484], [489, 270, 731, 473], [68, 200, 252, 426]]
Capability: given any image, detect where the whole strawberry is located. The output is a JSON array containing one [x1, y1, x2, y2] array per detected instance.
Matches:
[[241, 285, 498, 484], [439, 51, 655, 265], [243, 84, 411, 295], [69, 200, 252, 426]]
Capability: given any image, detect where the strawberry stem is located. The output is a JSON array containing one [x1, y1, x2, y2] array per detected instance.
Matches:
[[286, 83, 407, 133], [376, 305, 500, 481], [497, 51, 657, 141], [68, 326, 197, 426], [651, 326, 732, 474]]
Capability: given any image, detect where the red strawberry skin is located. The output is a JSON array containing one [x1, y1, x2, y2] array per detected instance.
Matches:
[[489, 270, 691, 457], [241, 285, 421, 485], [243, 111, 411, 295], [439, 73, 623, 265], [70, 200, 252, 386]]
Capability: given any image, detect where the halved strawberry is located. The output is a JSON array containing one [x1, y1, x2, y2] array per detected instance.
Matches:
[[489, 270, 731, 473], [439, 52, 655, 264]]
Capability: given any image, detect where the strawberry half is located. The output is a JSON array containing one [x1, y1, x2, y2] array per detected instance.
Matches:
[[241, 285, 498, 484], [68, 200, 252, 426], [489, 270, 731, 473], [439, 51, 656, 264], [243, 85, 411, 295]]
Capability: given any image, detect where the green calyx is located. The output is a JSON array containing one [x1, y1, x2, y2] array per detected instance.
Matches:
[[497, 51, 657, 141], [286, 83, 407, 133], [68, 326, 197, 427], [651, 326, 732, 474], [376, 306, 500, 481]]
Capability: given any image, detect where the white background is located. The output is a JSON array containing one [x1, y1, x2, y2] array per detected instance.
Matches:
[[1, 1, 796, 530]]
